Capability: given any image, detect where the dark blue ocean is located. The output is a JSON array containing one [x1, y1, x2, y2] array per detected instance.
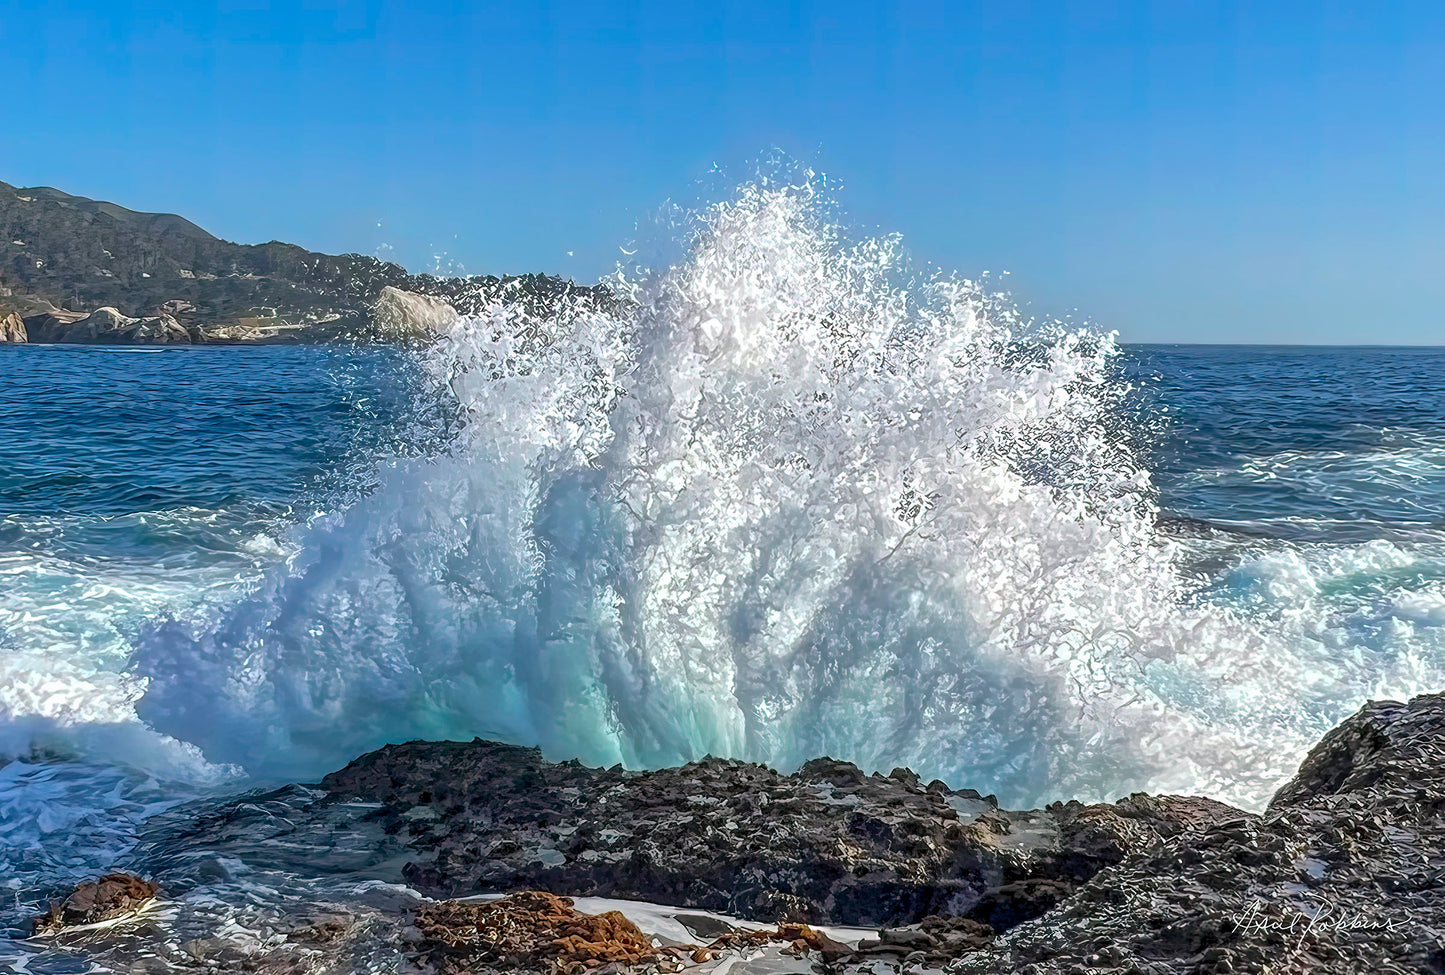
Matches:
[[11, 344, 1445, 539], [1136, 345, 1445, 543]]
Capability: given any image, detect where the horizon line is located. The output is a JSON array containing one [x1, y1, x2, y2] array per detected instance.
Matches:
[[1122, 341, 1445, 350]]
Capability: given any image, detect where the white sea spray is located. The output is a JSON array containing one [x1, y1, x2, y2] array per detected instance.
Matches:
[[130, 181, 1352, 809]]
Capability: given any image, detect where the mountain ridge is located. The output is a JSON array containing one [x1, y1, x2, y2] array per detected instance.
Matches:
[[19, 185, 218, 242]]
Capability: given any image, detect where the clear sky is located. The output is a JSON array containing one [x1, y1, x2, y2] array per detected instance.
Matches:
[[3, 1, 1442, 343]]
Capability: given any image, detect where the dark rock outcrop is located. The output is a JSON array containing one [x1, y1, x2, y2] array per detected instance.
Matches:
[[24, 306, 191, 344], [16, 307, 83, 340], [33, 873, 160, 934], [842, 915, 996, 969], [25, 694, 1445, 974], [948, 692, 1445, 974], [316, 740, 1240, 928]]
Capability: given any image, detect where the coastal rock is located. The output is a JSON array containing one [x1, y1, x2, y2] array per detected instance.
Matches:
[[33, 873, 159, 934], [317, 740, 1241, 927], [961, 878, 1073, 931], [32, 696, 1445, 973], [24, 306, 191, 344], [371, 285, 459, 340], [0, 310, 24, 341], [197, 317, 313, 344], [847, 915, 996, 969], [947, 692, 1445, 974], [20, 307, 86, 341]]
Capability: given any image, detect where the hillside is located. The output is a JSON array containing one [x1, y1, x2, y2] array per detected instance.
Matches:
[[0, 180, 598, 343]]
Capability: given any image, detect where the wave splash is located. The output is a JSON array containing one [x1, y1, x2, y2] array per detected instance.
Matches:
[[136, 180, 1309, 808]]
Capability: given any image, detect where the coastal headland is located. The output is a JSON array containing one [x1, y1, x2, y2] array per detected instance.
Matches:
[[0, 179, 599, 346]]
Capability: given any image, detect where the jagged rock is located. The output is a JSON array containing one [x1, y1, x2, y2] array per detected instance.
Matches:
[[962, 878, 1074, 931], [36, 696, 1445, 973], [847, 915, 996, 968], [371, 285, 459, 340], [1045, 792, 1249, 880], [948, 692, 1445, 975], [24, 306, 190, 344], [197, 317, 315, 344], [33, 873, 160, 934], [0, 310, 24, 341], [316, 740, 1241, 927]]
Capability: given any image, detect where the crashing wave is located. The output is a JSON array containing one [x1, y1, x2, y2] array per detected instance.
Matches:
[[127, 179, 1372, 808]]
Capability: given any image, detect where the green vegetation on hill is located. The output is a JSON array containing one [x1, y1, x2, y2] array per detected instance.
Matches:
[[0, 179, 602, 342]]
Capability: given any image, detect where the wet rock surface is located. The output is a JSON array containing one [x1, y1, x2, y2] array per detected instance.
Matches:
[[316, 743, 1237, 927], [948, 692, 1445, 974], [845, 914, 997, 969], [33, 873, 160, 934]]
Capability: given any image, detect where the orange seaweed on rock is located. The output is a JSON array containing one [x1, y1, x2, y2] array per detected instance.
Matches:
[[414, 891, 658, 973], [32, 873, 160, 935]]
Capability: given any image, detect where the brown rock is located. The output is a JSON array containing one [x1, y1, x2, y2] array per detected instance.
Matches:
[[33, 873, 160, 934]]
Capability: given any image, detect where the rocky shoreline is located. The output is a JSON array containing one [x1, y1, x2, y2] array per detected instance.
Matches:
[[21, 693, 1445, 973], [1, 286, 465, 346]]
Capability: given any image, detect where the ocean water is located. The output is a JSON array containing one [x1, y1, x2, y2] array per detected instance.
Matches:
[[3, 185, 1445, 963]]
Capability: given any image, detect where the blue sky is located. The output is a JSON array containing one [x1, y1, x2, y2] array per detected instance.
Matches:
[[3, 1, 1442, 343]]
